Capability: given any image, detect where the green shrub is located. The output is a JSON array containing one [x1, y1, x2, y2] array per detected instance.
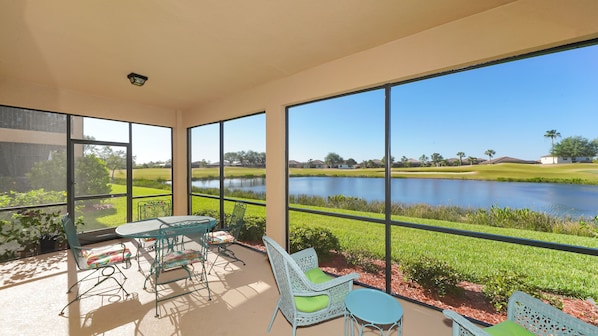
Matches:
[[401, 256, 462, 297], [114, 177, 172, 190], [289, 225, 340, 260], [192, 209, 265, 243], [191, 187, 266, 201], [327, 195, 369, 211], [0, 189, 66, 209], [0, 208, 77, 262], [482, 270, 536, 312], [288, 194, 327, 207], [287, 193, 596, 238], [345, 248, 382, 274], [194, 209, 219, 219], [240, 215, 266, 242]]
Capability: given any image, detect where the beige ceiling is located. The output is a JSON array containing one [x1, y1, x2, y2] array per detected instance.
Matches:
[[1, 0, 516, 111]]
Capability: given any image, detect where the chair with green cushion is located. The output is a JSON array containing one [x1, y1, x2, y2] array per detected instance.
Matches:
[[443, 290, 598, 336], [262, 236, 359, 336]]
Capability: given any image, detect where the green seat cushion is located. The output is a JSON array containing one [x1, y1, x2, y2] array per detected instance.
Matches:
[[294, 268, 333, 313], [484, 320, 535, 336], [305, 268, 332, 284]]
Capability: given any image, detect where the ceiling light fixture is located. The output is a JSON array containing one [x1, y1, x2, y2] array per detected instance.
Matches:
[[127, 72, 148, 86]]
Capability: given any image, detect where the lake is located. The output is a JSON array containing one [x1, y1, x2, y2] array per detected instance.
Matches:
[[191, 176, 598, 219]]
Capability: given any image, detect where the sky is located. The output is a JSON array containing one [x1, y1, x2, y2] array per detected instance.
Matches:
[[83, 119, 173, 164], [87, 43, 598, 164], [288, 43, 598, 163]]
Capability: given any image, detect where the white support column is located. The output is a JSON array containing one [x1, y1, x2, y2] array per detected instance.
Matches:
[[265, 103, 287, 245]]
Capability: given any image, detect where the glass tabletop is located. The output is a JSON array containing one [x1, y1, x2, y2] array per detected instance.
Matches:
[[115, 215, 216, 239]]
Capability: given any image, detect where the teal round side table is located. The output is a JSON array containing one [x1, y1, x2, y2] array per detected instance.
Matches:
[[344, 288, 403, 336]]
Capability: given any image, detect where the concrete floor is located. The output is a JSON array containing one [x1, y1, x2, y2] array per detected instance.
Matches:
[[0, 240, 453, 335]]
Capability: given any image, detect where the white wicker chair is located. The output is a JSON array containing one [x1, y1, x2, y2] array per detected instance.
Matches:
[[262, 236, 359, 336], [443, 291, 598, 336]]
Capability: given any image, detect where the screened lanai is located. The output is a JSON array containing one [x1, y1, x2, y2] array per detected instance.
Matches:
[[1, 0, 598, 334]]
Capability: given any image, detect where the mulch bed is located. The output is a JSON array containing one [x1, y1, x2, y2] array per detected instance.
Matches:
[[318, 252, 598, 327], [245, 242, 598, 327]]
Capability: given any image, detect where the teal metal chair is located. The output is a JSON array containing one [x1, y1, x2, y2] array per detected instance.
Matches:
[[262, 236, 359, 336], [207, 202, 247, 273], [60, 214, 132, 315], [443, 291, 598, 336], [145, 219, 211, 317], [135, 200, 172, 271]]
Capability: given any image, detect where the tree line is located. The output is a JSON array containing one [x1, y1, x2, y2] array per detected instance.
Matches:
[[193, 150, 266, 168], [320, 151, 496, 168], [315, 131, 598, 169], [544, 130, 598, 158]]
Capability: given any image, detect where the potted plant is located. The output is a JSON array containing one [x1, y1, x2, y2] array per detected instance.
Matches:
[[12, 209, 65, 255], [0, 217, 35, 260]]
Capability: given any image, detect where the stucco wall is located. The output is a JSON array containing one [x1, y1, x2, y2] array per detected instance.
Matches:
[[1, 0, 598, 242], [181, 0, 598, 242]]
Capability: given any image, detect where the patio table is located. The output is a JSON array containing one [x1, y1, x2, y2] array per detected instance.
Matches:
[[115, 215, 217, 239], [117, 215, 218, 283], [344, 288, 403, 336]]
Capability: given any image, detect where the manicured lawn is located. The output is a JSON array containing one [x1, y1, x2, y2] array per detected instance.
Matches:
[[76, 184, 173, 230], [292, 163, 598, 184], [115, 189, 595, 299], [79, 185, 265, 231], [85, 174, 598, 300], [118, 163, 598, 184], [290, 208, 598, 299]]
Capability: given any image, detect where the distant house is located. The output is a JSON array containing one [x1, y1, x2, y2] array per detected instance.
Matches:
[[370, 159, 383, 168], [540, 155, 593, 164], [407, 158, 422, 167], [310, 160, 326, 168], [288, 160, 303, 168]]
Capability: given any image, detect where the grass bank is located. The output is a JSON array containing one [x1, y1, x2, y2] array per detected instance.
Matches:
[[191, 195, 598, 299], [77, 185, 597, 299], [293, 163, 598, 184], [288, 207, 598, 299], [118, 163, 598, 185]]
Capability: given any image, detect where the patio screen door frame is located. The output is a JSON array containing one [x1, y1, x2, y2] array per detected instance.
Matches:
[[67, 136, 133, 240]]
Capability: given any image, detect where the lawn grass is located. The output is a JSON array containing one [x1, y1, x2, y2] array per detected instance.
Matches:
[[292, 163, 598, 184], [117, 163, 598, 185], [76, 184, 173, 231], [114, 167, 265, 180], [82, 176, 598, 300], [290, 209, 598, 299], [172, 195, 589, 298]]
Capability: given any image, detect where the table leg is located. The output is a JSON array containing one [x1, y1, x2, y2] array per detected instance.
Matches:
[[344, 310, 355, 336]]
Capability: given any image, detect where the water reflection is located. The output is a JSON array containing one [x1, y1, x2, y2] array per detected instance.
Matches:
[[190, 177, 598, 218]]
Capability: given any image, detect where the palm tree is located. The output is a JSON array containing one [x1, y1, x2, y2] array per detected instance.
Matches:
[[484, 149, 496, 163], [456, 151, 465, 166], [544, 129, 561, 163], [430, 153, 443, 167], [419, 154, 429, 167]]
